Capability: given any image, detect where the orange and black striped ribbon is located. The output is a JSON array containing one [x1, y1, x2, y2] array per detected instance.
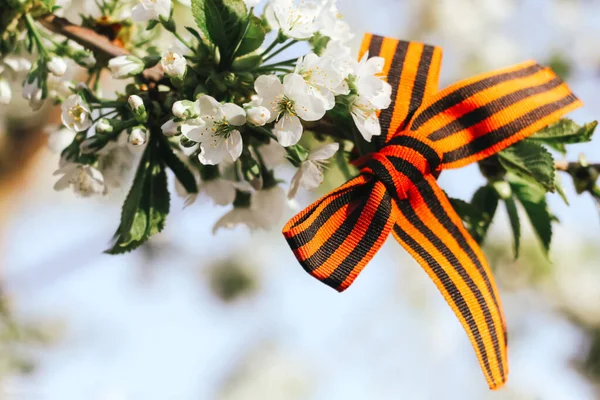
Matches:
[[282, 34, 583, 390]]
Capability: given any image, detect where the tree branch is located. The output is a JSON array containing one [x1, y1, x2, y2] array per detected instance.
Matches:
[[555, 160, 600, 172], [37, 14, 164, 82]]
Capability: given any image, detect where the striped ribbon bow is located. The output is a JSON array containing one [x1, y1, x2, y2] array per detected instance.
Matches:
[[282, 34, 582, 389]]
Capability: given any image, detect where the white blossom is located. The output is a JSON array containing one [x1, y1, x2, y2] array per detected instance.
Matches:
[[201, 178, 237, 206], [48, 76, 74, 101], [349, 53, 392, 141], [244, 0, 261, 7], [172, 100, 198, 119], [128, 95, 144, 111], [131, 0, 171, 22], [288, 142, 338, 198], [254, 74, 325, 146], [258, 139, 286, 168], [161, 48, 187, 79], [61, 94, 93, 132], [295, 52, 346, 109], [108, 55, 145, 79], [47, 56, 68, 77], [2, 57, 32, 74], [267, 0, 320, 40], [53, 163, 106, 197], [22, 77, 44, 111], [98, 135, 134, 189], [183, 95, 246, 165], [317, 0, 353, 43], [0, 78, 11, 104], [129, 127, 147, 146]]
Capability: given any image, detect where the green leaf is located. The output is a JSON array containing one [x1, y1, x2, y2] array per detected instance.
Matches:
[[106, 140, 170, 254], [504, 196, 521, 258], [509, 176, 553, 257], [235, 15, 265, 57], [192, 0, 247, 64], [530, 119, 598, 154], [498, 141, 555, 192], [160, 137, 198, 195], [470, 185, 500, 243], [554, 173, 569, 205]]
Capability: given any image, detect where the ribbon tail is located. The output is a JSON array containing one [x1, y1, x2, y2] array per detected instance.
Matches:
[[283, 176, 396, 292], [409, 61, 583, 169], [391, 175, 508, 389]]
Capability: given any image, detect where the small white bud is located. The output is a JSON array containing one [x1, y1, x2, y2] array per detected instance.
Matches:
[[75, 52, 96, 68], [47, 56, 68, 77], [172, 100, 197, 119], [108, 55, 145, 79], [129, 127, 147, 146], [0, 78, 11, 105], [246, 106, 271, 127], [161, 119, 180, 137], [96, 119, 114, 133], [128, 95, 144, 111], [22, 77, 44, 111]]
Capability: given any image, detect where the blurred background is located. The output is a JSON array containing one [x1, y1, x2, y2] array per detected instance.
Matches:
[[1, 0, 599, 398]]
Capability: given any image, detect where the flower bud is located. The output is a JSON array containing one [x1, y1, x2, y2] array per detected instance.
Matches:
[[246, 106, 271, 127], [47, 56, 67, 77], [129, 127, 148, 146], [172, 100, 196, 119], [161, 119, 181, 136], [108, 55, 145, 79], [0, 78, 11, 105], [161, 49, 187, 79], [96, 118, 115, 133], [74, 51, 96, 68], [22, 77, 44, 111], [128, 95, 148, 123]]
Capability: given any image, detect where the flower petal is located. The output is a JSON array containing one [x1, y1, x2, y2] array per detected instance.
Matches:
[[221, 103, 246, 126], [273, 115, 303, 147], [308, 142, 339, 161]]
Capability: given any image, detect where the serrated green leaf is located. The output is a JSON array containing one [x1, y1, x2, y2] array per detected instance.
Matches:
[[530, 119, 598, 155], [498, 141, 555, 192], [192, 0, 247, 64], [554, 173, 569, 205], [509, 176, 553, 257], [160, 136, 198, 194], [106, 138, 170, 254], [235, 15, 265, 57], [504, 196, 521, 258]]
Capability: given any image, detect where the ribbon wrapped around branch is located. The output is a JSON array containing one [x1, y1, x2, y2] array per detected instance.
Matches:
[[282, 34, 583, 389]]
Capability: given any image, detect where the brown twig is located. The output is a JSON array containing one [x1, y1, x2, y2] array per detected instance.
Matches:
[[554, 160, 600, 172], [37, 14, 164, 82]]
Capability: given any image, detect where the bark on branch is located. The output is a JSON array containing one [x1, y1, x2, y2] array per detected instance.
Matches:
[[37, 14, 164, 81]]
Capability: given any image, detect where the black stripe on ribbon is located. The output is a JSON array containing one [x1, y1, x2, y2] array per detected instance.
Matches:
[[411, 63, 544, 131]]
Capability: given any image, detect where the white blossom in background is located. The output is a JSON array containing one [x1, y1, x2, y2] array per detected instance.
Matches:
[[258, 139, 286, 168], [349, 53, 392, 141], [318, 0, 353, 43], [212, 205, 270, 233], [53, 163, 106, 197], [200, 178, 238, 206], [295, 53, 347, 109], [108, 55, 145, 79], [47, 56, 67, 77], [61, 94, 93, 132], [244, 0, 261, 7], [0, 78, 10, 104], [45, 125, 76, 154], [98, 134, 135, 189], [183, 95, 246, 165], [161, 118, 184, 136], [131, 0, 171, 22], [266, 0, 320, 39], [253, 185, 287, 227], [254, 74, 326, 146], [1, 56, 32, 74], [161, 48, 187, 79], [48, 75, 74, 101], [22, 78, 44, 111], [322, 40, 354, 81], [288, 142, 338, 198]]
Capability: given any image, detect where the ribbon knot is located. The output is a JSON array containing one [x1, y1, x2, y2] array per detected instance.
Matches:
[[282, 34, 582, 390]]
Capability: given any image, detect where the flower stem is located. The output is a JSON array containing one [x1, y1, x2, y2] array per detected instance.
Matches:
[[24, 14, 49, 58], [172, 31, 195, 53], [256, 58, 297, 70], [263, 40, 298, 63], [259, 40, 281, 59]]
